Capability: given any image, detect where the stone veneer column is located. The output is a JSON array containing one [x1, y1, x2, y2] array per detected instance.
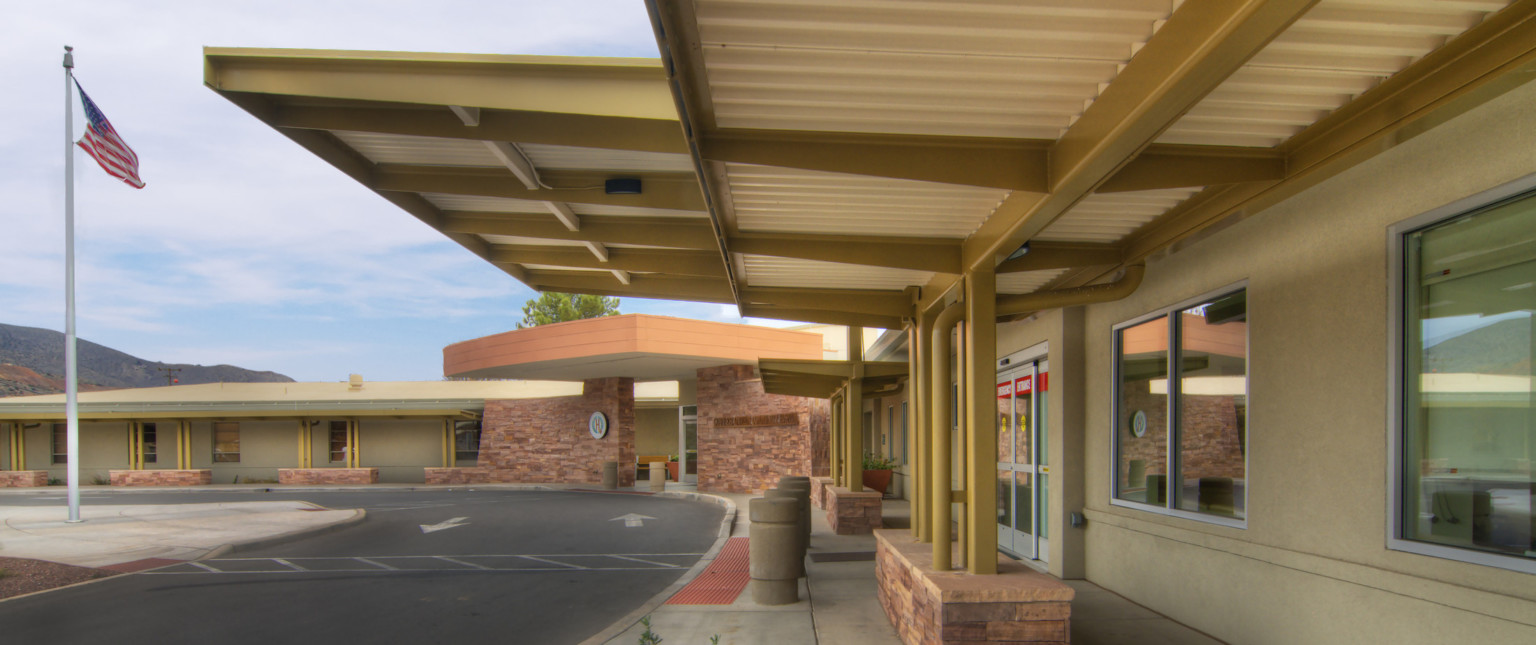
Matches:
[[474, 378, 635, 485], [696, 365, 824, 493]]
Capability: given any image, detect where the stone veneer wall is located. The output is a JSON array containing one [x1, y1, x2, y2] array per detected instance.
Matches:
[[875, 530, 1073, 645], [110, 469, 212, 486], [279, 468, 379, 485], [0, 471, 49, 487], [811, 476, 835, 510], [476, 378, 636, 486], [696, 365, 829, 493], [827, 486, 882, 534]]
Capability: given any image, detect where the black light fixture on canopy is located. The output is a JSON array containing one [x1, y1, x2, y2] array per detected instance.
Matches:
[[605, 178, 642, 194]]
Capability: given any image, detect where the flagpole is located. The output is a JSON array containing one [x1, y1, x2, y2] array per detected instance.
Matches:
[[63, 45, 82, 523]]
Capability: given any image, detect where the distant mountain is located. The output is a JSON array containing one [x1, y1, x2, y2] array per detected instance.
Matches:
[[1425, 317, 1531, 375], [0, 322, 294, 395]]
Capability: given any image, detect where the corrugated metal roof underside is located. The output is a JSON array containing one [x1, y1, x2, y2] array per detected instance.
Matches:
[[997, 268, 1071, 295], [1158, 0, 1514, 147], [1034, 188, 1203, 243], [739, 254, 933, 290], [694, 0, 1177, 138], [724, 163, 1007, 238], [479, 235, 683, 251], [334, 130, 502, 166], [422, 193, 706, 219], [517, 144, 696, 172]]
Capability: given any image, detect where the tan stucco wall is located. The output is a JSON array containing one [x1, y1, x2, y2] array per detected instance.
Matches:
[[997, 307, 1087, 579], [1066, 77, 1536, 642], [355, 419, 441, 483], [636, 407, 678, 456]]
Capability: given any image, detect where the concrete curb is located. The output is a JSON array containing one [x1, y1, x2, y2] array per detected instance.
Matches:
[[202, 506, 369, 559], [577, 492, 739, 645], [0, 483, 564, 496]]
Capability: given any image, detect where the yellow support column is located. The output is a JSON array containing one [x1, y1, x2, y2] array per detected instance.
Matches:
[[444, 418, 455, 468], [908, 316, 929, 540], [180, 420, 191, 470], [16, 422, 27, 471], [835, 390, 847, 485], [930, 300, 965, 570], [846, 325, 864, 492], [350, 419, 361, 468], [964, 269, 999, 575]]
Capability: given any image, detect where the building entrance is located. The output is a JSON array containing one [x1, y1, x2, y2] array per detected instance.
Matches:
[[997, 350, 1048, 561]]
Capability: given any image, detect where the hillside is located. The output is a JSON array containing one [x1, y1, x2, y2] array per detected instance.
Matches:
[[0, 322, 293, 395]]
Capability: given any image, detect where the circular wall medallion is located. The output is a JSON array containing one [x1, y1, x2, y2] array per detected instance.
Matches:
[[588, 411, 609, 439], [1130, 410, 1148, 438]]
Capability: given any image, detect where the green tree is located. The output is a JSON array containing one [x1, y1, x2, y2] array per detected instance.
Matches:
[[518, 292, 621, 328]]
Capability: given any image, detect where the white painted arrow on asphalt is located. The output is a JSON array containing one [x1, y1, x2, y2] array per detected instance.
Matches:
[[610, 513, 656, 528], [420, 516, 470, 533]]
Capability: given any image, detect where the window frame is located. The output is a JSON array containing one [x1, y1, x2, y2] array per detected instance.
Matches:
[[52, 422, 67, 464], [328, 420, 349, 463], [142, 422, 157, 464], [1386, 173, 1536, 575], [212, 421, 240, 463], [1110, 280, 1250, 529], [454, 419, 481, 465]]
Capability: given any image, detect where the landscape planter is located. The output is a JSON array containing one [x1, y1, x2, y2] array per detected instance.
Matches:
[[862, 469, 892, 495], [666, 461, 680, 482]]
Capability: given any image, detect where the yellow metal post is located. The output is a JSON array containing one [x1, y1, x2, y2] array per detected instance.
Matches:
[[930, 301, 964, 570], [846, 325, 864, 493], [350, 419, 361, 468], [834, 391, 845, 488], [965, 269, 999, 575], [16, 422, 27, 471]]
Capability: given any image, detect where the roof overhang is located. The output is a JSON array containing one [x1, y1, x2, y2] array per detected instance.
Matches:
[[443, 314, 824, 381]]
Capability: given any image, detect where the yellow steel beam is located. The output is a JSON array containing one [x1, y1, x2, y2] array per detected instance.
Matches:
[[525, 270, 735, 303], [738, 305, 906, 330], [1122, 1, 1536, 266], [738, 287, 912, 319], [995, 242, 1123, 274], [372, 166, 707, 212], [1098, 145, 1286, 193], [491, 245, 726, 278], [701, 129, 1049, 192], [703, 129, 1285, 193], [730, 234, 961, 274], [204, 48, 677, 120], [270, 103, 688, 155], [443, 213, 717, 250], [960, 0, 1319, 273]]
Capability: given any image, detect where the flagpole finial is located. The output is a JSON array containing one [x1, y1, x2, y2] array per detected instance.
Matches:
[[63, 45, 74, 69]]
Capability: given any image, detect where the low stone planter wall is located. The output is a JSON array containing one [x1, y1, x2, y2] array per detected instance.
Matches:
[[110, 469, 212, 487], [0, 471, 49, 487], [826, 485, 882, 534], [875, 530, 1073, 645], [424, 467, 494, 485], [278, 468, 379, 485], [811, 476, 834, 510]]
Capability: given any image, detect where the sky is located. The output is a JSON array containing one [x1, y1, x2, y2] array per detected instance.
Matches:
[[1, 0, 781, 383]]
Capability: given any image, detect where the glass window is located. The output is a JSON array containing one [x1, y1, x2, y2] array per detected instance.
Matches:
[[454, 420, 481, 465], [142, 422, 157, 464], [213, 422, 240, 463], [1116, 316, 1169, 505], [1400, 190, 1534, 564], [52, 423, 67, 464], [1115, 289, 1248, 522], [329, 421, 349, 463]]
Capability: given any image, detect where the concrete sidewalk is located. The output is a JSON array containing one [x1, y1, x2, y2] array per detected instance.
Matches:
[[0, 500, 363, 568], [595, 488, 903, 645]]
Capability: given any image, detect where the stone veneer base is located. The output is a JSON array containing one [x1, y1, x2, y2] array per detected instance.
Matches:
[[278, 468, 379, 485], [826, 485, 882, 534], [424, 467, 494, 485], [110, 469, 212, 487], [811, 476, 834, 510], [0, 471, 49, 487], [875, 530, 1074, 644]]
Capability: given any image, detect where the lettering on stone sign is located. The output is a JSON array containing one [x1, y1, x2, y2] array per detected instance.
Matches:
[[713, 413, 800, 428]]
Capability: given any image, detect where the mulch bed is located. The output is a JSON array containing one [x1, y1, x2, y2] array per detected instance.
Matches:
[[0, 556, 119, 600]]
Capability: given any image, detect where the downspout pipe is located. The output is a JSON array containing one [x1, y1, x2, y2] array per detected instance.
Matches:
[[996, 264, 1145, 317], [929, 300, 965, 570]]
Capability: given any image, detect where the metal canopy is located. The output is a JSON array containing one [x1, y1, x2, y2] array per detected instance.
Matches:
[[205, 0, 1536, 324]]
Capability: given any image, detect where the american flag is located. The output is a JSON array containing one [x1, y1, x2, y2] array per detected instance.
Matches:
[[74, 80, 144, 189]]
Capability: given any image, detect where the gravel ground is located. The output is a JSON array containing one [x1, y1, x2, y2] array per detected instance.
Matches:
[[0, 557, 118, 600]]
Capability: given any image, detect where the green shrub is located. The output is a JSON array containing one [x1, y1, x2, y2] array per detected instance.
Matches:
[[862, 452, 898, 470]]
